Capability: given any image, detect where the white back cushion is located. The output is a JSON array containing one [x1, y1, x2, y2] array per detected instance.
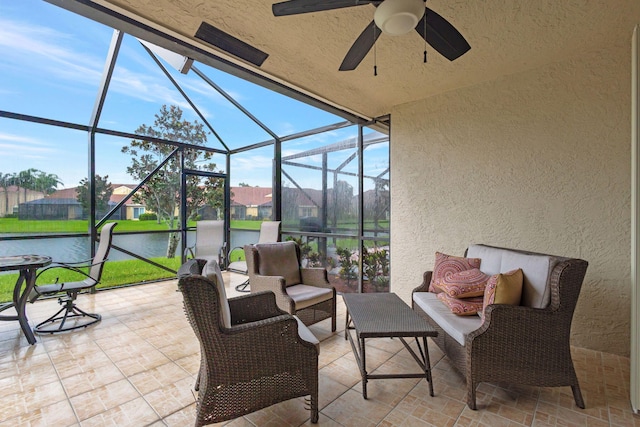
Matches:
[[467, 244, 557, 308], [202, 259, 231, 328]]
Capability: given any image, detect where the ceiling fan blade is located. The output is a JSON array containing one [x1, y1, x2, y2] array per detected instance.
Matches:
[[415, 7, 470, 61], [273, 0, 377, 17], [339, 20, 380, 71]]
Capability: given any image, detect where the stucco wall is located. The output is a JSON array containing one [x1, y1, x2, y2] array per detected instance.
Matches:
[[390, 43, 632, 356]]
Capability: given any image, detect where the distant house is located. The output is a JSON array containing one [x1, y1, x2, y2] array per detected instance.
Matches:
[[230, 186, 273, 220], [18, 184, 142, 220], [0, 185, 44, 217]]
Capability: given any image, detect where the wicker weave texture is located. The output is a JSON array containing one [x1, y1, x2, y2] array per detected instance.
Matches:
[[412, 246, 588, 410], [245, 243, 337, 332], [178, 265, 319, 425]]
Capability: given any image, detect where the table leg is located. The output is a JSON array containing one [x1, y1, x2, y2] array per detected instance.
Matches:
[[15, 269, 37, 345], [421, 337, 434, 397], [360, 336, 368, 399], [344, 310, 350, 340]]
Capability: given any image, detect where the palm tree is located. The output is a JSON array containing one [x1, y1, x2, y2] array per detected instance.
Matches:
[[14, 168, 40, 203], [0, 172, 13, 216], [34, 171, 63, 195]]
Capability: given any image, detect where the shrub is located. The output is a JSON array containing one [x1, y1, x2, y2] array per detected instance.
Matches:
[[138, 213, 157, 221]]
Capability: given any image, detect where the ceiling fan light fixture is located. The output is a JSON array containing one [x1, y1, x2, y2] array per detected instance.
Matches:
[[374, 0, 425, 36]]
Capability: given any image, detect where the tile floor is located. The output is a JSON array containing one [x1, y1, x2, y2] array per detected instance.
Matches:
[[0, 272, 638, 426]]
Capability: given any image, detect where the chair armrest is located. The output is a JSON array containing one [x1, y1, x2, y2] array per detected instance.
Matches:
[[300, 267, 331, 287], [184, 245, 195, 258], [221, 314, 319, 357], [249, 274, 288, 293], [249, 274, 297, 313], [228, 291, 287, 324], [412, 271, 432, 293], [466, 304, 572, 377], [36, 260, 105, 281]]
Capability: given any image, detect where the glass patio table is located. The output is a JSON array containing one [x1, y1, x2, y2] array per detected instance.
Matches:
[[343, 292, 437, 399], [0, 255, 52, 345]]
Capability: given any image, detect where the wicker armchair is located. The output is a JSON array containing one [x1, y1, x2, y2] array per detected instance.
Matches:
[[178, 259, 319, 425], [245, 241, 337, 331], [412, 244, 588, 410]]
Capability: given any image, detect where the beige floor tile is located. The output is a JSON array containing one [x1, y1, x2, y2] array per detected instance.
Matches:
[[113, 349, 172, 377], [321, 352, 365, 389], [244, 397, 315, 426], [80, 396, 159, 427], [0, 378, 67, 421], [321, 388, 394, 426], [143, 376, 197, 418], [318, 370, 350, 409], [128, 361, 191, 395], [0, 278, 634, 427], [60, 363, 125, 398], [0, 398, 78, 427], [69, 378, 140, 421], [161, 403, 199, 427]]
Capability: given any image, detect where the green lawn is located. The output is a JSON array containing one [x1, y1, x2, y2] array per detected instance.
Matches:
[[0, 257, 182, 303], [0, 218, 268, 234], [0, 218, 388, 302], [0, 218, 266, 302]]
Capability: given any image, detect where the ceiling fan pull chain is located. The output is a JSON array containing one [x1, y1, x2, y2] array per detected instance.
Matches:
[[374, 24, 378, 76], [423, 10, 427, 63]]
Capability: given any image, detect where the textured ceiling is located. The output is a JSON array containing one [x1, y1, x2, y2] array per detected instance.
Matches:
[[90, 0, 639, 119]]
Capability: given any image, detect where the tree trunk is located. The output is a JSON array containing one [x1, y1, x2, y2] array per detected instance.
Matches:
[[166, 231, 179, 258]]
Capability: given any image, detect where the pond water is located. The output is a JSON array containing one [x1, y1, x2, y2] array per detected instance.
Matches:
[[0, 229, 259, 265]]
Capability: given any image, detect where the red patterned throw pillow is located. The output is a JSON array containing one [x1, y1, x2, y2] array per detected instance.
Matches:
[[436, 292, 484, 316], [438, 268, 490, 298], [429, 252, 482, 293]]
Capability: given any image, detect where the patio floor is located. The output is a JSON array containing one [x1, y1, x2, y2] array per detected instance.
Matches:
[[0, 272, 637, 426]]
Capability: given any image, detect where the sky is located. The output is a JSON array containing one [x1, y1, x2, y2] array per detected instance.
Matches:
[[0, 0, 388, 191]]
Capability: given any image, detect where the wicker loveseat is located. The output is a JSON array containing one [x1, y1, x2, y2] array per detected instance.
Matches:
[[412, 244, 588, 410], [178, 258, 320, 425]]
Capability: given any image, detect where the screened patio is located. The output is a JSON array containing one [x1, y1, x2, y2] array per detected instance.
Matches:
[[1, 1, 639, 426]]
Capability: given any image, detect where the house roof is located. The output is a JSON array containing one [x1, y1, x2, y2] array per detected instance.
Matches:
[[230, 186, 272, 207], [47, 186, 139, 205], [60, 0, 640, 119]]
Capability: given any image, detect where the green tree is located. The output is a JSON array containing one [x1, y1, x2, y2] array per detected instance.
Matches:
[[76, 175, 113, 217], [0, 173, 13, 216], [333, 180, 353, 221], [34, 171, 63, 195], [13, 168, 39, 204], [121, 105, 222, 258]]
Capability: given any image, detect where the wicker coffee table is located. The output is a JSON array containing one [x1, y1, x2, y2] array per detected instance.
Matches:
[[342, 292, 437, 399]]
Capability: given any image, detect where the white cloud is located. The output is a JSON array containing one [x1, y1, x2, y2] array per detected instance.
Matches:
[[0, 18, 103, 85]]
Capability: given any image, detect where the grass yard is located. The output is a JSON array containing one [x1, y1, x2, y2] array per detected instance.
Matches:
[[0, 257, 182, 303], [0, 217, 265, 234]]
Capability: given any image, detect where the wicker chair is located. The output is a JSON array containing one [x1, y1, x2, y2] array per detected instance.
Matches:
[[412, 244, 588, 410], [177, 258, 319, 425], [245, 241, 337, 331]]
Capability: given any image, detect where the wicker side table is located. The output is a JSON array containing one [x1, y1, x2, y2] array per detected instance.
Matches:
[[342, 292, 438, 399]]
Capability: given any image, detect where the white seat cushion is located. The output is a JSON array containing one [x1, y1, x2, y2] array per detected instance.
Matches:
[[227, 259, 248, 274], [286, 284, 334, 310], [413, 292, 481, 346]]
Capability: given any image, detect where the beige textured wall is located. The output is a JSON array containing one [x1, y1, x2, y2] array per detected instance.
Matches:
[[390, 44, 632, 356]]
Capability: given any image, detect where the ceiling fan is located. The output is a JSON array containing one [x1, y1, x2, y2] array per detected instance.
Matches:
[[272, 0, 471, 71]]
